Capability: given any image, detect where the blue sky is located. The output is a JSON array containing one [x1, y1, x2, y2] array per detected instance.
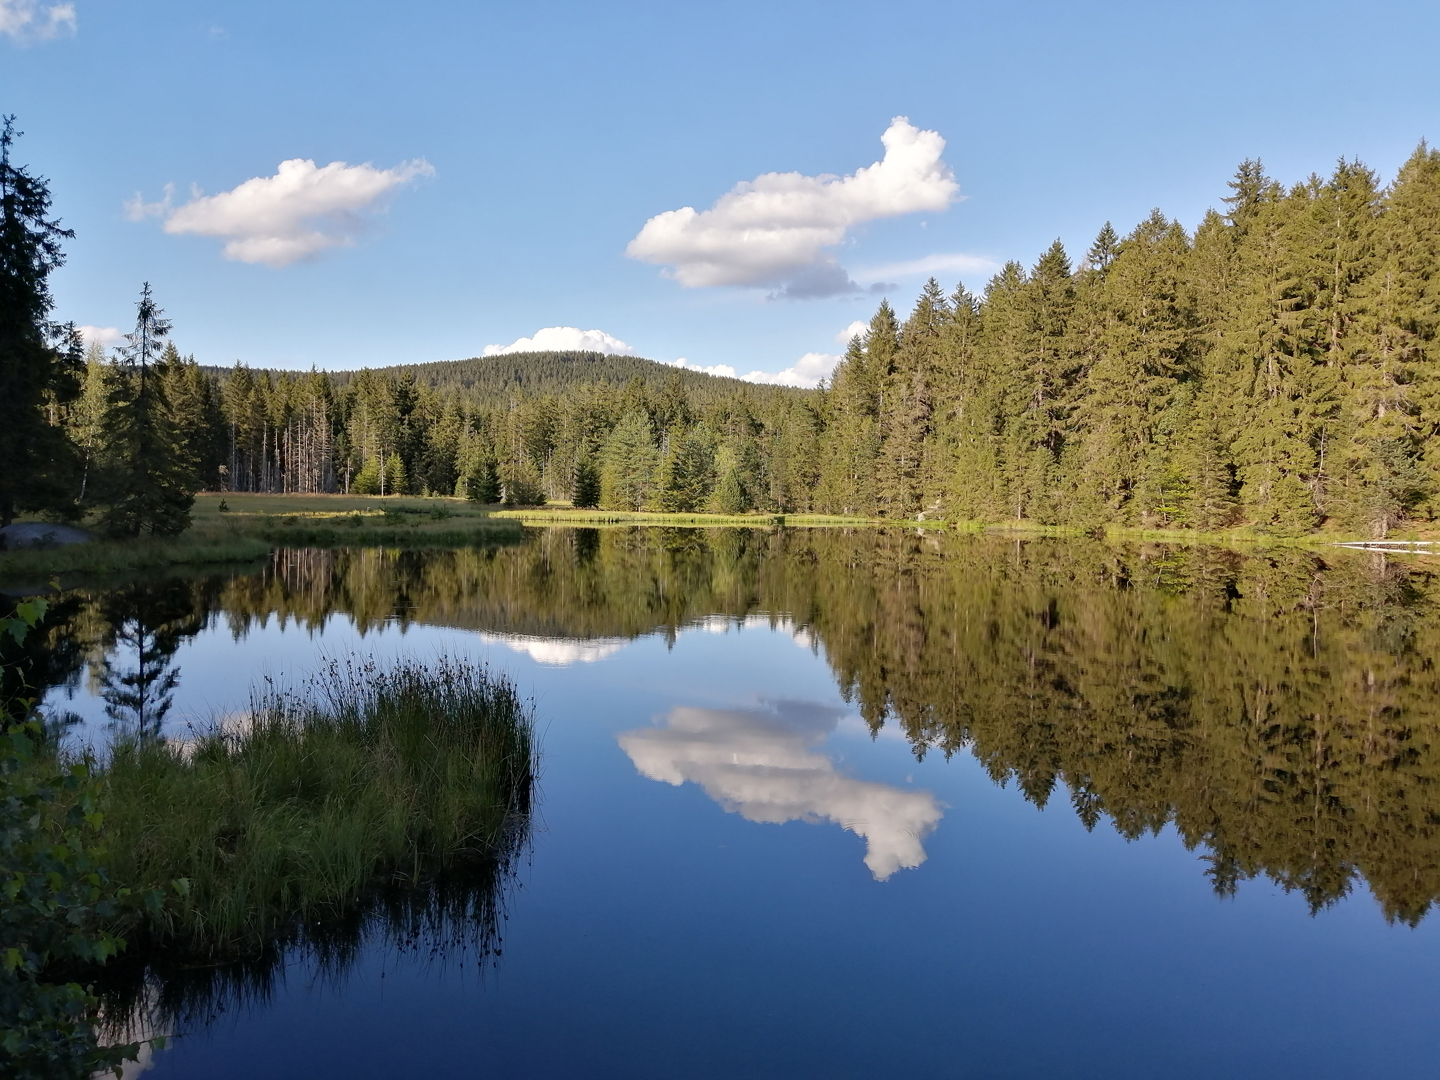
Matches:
[[4, 0, 1437, 383]]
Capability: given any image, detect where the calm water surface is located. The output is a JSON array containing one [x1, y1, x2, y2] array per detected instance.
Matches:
[[26, 528, 1440, 1078]]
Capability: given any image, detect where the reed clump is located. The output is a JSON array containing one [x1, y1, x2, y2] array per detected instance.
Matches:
[[97, 657, 535, 954]]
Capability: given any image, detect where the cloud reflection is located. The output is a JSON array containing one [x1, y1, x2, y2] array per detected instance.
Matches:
[[619, 702, 942, 879], [479, 632, 627, 666]]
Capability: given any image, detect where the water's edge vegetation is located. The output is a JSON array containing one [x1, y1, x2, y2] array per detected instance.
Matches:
[[0, 495, 525, 581], [2, 638, 536, 1078]]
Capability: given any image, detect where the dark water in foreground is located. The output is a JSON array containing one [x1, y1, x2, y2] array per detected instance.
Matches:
[[24, 528, 1440, 1078]]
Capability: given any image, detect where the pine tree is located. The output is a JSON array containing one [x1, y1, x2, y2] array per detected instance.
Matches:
[[466, 457, 501, 504], [877, 279, 945, 516], [1341, 142, 1440, 531], [601, 411, 659, 510], [815, 334, 880, 514], [1070, 211, 1195, 523], [658, 425, 717, 512], [352, 456, 382, 495], [572, 458, 601, 508], [96, 284, 195, 537], [70, 342, 109, 504], [157, 343, 225, 491], [994, 242, 1075, 521], [384, 452, 407, 496], [1085, 221, 1120, 271], [0, 117, 82, 526]]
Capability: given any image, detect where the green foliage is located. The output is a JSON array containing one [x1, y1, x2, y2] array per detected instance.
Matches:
[[500, 466, 545, 507], [351, 455, 381, 494], [657, 426, 716, 512], [601, 412, 660, 511], [15, 124, 1436, 536], [466, 458, 501, 504], [94, 285, 196, 538], [384, 452, 407, 496], [99, 657, 535, 952], [571, 458, 600, 509], [1, 599, 148, 1080]]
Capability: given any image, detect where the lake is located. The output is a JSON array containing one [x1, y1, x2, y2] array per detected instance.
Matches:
[[27, 527, 1440, 1078]]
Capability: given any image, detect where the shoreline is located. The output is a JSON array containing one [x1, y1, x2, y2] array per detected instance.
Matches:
[[5, 492, 1435, 582]]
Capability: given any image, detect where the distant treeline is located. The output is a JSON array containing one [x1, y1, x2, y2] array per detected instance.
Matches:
[[163, 349, 813, 509]]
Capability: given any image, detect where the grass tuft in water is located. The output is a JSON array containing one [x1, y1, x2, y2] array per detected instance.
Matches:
[[98, 657, 535, 955]]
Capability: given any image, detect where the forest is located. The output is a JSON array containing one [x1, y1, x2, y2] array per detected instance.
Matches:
[[8, 131, 1440, 537]]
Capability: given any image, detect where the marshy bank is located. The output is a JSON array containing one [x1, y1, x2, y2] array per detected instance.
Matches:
[[100, 655, 536, 951], [0, 493, 525, 583], [2, 646, 537, 1079]]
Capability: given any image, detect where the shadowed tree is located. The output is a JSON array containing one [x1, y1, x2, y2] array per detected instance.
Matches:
[[0, 116, 82, 526]]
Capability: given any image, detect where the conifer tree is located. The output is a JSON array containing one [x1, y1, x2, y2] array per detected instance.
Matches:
[[0, 117, 82, 526], [815, 334, 881, 514], [70, 342, 109, 503], [1070, 212, 1195, 523], [572, 458, 601, 508], [658, 425, 716, 512], [96, 284, 195, 537], [601, 412, 659, 510], [384, 452, 407, 496], [466, 457, 501, 504], [877, 279, 945, 516]]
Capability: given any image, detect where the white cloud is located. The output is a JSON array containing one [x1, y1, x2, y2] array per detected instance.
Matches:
[[666, 357, 738, 379], [857, 251, 1000, 283], [484, 326, 635, 357], [130, 158, 434, 266], [123, 183, 173, 221], [743, 352, 840, 389], [619, 702, 943, 880], [0, 0, 76, 42], [626, 116, 960, 299], [665, 353, 836, 389], [77, 325, 122, 349], [836, 320, 869, 344]]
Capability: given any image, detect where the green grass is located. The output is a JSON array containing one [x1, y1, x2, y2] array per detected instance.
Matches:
[[492, 507, 888, 527], [96, 657, 536, 955], [0, 492, 523, 581], [944, 518, 1440, 549], [0, 533, 272, 582]]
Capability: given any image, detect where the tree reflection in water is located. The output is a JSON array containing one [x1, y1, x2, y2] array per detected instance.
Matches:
[[26, 528, 1440, 922], [92, 849, 526, 1054]]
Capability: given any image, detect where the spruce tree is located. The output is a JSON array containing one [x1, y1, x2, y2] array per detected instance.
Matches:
[[877, 279, 945, 516], [658, 425, 717, 512], [1344, 142, 1440, 530], [96, 284, 195, 537], [0, 117, 82, 526], [572, 458, 601, 508], [1070, 211, 1195, 523], [815, 334, 880, 514], [601, 411, 659, 510], [466, 457, 501, 504]]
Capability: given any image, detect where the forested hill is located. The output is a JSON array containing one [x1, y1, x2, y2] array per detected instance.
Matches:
[[334, 351, 797, 403], [203, 350, 802, 408]]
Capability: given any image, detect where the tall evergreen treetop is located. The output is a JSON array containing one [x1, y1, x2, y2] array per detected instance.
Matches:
[[0, 116, 82, 526], [97, 284, 196, 537], [1085, 222, 1121, 273]]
